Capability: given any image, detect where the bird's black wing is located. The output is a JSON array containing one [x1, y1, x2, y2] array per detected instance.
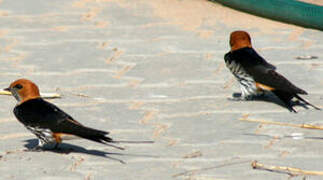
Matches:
[[14, 98, 113, 142], [230, 47, 307, 94], [251, 69, 307, 94]]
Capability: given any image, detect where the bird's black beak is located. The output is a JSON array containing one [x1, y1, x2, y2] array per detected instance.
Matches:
[[3, 87, 11, 92]]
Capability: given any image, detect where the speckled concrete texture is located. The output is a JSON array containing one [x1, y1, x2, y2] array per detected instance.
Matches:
[[0, 0, 322, 179]]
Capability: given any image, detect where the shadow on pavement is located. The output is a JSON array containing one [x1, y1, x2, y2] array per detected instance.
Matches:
[[231, 92, 310, 112], [24, 139, 159, 164]]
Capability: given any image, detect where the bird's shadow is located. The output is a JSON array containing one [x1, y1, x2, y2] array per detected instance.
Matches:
[[23, 139, 158, 164], [231, 92, 309, 112]]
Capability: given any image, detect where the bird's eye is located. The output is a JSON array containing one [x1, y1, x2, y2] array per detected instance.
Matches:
[[14, 84, 23, 89]]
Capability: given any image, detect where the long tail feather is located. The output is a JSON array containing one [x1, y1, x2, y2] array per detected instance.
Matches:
[[61, 121, 151, 150], [272, 90, 296, 113], [294, 94, 321, 110]]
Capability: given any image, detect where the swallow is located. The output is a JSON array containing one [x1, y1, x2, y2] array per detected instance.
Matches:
[[224, 30, 320, 112], [4, 78, 125, 151]]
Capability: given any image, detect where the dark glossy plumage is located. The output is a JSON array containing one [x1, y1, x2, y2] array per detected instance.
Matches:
[[225, 47, 307, 94], [225, 47, 276, 71], [14, 98, 113, 144], [225, 47, 320, 112]]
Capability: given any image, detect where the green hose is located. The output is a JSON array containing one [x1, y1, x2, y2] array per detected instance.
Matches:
[[211, 0, 323, 31]]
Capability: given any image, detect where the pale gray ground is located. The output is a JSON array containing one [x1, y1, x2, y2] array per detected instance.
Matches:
[[0, 0, 322, 180]]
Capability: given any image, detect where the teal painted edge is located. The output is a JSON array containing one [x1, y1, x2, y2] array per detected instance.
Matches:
[[211, 0, 323, 31]]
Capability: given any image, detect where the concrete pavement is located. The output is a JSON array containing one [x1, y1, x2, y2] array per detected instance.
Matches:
[[0, 0, 322, 179]]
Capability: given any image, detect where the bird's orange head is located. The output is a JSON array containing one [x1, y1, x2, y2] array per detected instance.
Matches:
[[4, 79, 40, 103], [229, 31, 252, 51]]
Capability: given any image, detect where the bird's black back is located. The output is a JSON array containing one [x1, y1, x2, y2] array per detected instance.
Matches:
[[225, 47, 306, 94], [14, 98, 72, 128], [225, 47, 276, 71], [13, 98, 110, 138]]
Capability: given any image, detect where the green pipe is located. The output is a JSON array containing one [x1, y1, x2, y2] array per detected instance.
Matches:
[[211, 0, 323, 31]]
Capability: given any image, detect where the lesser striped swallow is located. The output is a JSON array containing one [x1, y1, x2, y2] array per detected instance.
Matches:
[[224, 31, 320, 112], [4, 79, 125, 150]]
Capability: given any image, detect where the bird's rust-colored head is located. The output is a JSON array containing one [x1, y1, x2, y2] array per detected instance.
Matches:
[[229, 31, 252, 51], [4, 79, 40, 103]]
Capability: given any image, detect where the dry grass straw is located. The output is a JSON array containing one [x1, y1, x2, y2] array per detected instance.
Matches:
[[252, 161, 323, 176], [240, 114, 323, 130], [0, 90, 61, 99]]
